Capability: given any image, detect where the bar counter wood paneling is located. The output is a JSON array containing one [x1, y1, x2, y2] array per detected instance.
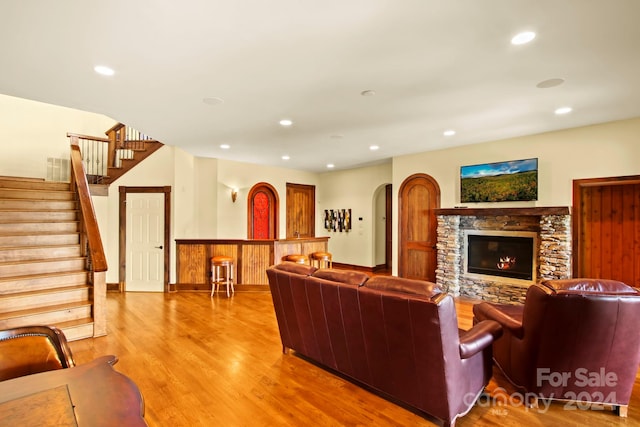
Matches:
[[175, 237, 328, 290]]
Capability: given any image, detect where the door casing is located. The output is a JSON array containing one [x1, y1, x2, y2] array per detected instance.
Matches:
[[119, 186, 171, 292]]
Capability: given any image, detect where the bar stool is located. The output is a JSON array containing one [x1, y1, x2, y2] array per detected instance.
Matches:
[[283, 254, 309, 265], [310, 251, 333, 269], [211, 256, 234, 297]]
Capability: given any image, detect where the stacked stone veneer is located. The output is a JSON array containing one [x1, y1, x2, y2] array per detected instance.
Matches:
[[436, 213, 572, 304]]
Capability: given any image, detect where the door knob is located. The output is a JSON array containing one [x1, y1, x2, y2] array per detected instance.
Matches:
[[155, 245, 163, 249]]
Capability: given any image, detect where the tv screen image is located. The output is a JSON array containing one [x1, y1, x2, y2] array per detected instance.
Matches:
[[460, 158, 538, 203]]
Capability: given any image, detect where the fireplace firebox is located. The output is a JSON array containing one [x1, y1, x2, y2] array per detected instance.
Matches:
[[464, 231, 537, 282]]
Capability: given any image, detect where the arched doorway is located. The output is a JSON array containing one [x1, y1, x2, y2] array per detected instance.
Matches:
[[247, 183, 279, 239], [398, 173, 440, 281], [373, 183, 392, 272]]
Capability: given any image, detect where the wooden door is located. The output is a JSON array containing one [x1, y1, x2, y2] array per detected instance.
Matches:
[[399, 174, 440, 281], [573, 176, 640, 287], [248, 182, 279, 239], [286, 183, 315, 238]]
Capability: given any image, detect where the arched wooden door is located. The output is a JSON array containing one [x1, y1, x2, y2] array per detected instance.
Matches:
[[398, 174, 440, 281], [247, 183, 279, 239]]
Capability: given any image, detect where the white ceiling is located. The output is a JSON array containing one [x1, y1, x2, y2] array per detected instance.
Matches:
[[2, 1, 640, 172]]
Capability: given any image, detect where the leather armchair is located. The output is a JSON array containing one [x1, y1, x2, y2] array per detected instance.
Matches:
[[473, 279, 640, 416], [0, 325, 76, 381]]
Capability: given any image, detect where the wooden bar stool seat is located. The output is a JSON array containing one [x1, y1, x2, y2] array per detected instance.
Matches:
[[211, 256, 234, 297], [283, 254, 309, 265], [310, 251, 333, 269]]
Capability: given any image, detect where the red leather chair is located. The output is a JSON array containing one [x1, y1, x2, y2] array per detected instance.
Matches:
[[473, 279, 640, 417], [0, 325, 76, 381]]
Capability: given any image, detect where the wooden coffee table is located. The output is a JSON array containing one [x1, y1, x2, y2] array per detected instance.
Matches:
[[0, 355, 147, 426]]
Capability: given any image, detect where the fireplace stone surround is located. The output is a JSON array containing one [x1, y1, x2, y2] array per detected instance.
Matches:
[[435, 207, 571, 304]]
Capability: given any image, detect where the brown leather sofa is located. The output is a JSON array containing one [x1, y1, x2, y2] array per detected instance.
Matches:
[[473, 278, 640, 416], [267, 262, 502, 427]]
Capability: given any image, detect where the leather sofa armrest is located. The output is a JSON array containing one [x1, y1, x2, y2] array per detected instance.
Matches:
[[459, 320, 503, 359], [473, 302, 525, 339]]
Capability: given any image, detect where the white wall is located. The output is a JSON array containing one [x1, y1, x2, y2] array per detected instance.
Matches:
[[391, 117, 640, 273], [194, 157, 218, 238], [317, 163, 392, 267], [4, 94, 640, 279], [215, 159, 318, 239], [0, 94, 115, 178]]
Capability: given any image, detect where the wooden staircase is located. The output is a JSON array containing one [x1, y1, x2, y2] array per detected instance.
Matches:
[[0, 177, 95, 340], [70, 123, 163, 191]]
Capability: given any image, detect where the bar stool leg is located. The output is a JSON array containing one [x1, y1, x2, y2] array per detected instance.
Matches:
[[211, 256, 235, 298]]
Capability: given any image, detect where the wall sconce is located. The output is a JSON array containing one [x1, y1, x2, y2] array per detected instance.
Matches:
[[231, 189, 238, 203]]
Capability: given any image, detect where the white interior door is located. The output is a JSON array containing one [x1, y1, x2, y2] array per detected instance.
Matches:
[[126, 193, 164, 292]]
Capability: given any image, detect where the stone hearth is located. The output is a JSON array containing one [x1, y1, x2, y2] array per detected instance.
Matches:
[[435, 207, 572, 304]]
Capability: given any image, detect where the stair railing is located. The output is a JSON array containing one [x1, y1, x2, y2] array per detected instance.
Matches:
[[67, 133, 110, 184], [67, 124, 157, 185], [69, 137, 108, 336], [106, 123, 155, 168]]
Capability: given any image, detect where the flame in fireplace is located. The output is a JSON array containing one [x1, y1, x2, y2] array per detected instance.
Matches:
[[497, 256, 516, 270]]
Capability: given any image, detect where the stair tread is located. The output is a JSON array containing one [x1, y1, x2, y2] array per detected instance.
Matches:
[[0, 300, 92, 320], [0, 244, 80, 250], [0, 219, 79, 224], [56, 317, 94, 329], [0, 256, 85, 265], [0, 231, 80, 236], [0, 284, 90, 299], [0, 270, 86, 281], [0, 187, 74, 193]]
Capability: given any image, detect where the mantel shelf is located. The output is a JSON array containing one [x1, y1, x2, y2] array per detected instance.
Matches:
[[435, 206, 570, 216]]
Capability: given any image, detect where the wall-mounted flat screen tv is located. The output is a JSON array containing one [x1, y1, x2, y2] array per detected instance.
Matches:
[[460, 158, 538, 203]]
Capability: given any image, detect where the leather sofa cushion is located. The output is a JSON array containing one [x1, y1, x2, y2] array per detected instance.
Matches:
[[312, 269, 369, 286], [272, 261, 317, 276], [363, 276, 442, 298], [541, 278, 639, 295]]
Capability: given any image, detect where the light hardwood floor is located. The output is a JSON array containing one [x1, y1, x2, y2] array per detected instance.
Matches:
[[69, 291, 640, 427]]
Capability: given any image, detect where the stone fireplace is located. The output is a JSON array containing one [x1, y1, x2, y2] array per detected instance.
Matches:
[[435, 207, 571, 303]]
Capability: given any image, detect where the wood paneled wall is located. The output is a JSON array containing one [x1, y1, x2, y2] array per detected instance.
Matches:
[[175, 238, 328, 290]]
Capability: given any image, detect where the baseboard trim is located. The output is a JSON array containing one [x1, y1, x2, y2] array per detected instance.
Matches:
[[331, 262, 375, 273], [175, 283, 270, 292]]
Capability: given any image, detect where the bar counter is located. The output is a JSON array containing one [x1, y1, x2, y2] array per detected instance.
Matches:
[[175, 237, 329, 290]]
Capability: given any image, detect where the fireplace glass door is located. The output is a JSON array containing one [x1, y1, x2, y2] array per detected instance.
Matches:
[[466, 234, 534, 280]]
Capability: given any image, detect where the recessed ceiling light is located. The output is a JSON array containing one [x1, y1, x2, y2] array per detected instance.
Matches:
[[281, 155, 290, 160], [203, 97, 224, 106], [279, 119, 293, 126], [536, 78, 565, 89], [511, 31, 536, 45], [443, 130, 456, 136], [220, 144, 230, 149], [327, 163, 335, 169], [554, 106, 573, 115], [94, 65, 115, 76], [361, 90, 376, 96], [369, 145, 379, 151]]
